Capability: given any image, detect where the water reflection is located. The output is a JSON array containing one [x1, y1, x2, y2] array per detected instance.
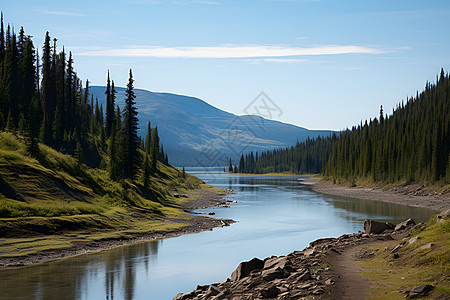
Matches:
[[0, 174, 435, 300], [0, 240, 161, 300]]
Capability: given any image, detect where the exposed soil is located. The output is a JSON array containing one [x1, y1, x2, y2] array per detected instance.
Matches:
[[298, 177, 449, 212], [0, 189, 234, 267]]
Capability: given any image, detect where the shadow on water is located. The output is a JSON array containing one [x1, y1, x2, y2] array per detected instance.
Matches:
[[0, 240, 161, 300]]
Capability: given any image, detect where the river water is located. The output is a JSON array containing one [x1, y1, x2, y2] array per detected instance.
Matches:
[[0, 174, 435, 300]]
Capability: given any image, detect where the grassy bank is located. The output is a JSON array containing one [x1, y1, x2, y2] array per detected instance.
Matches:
[[359, 213, 449, 299], [0, 132, 226, 259]]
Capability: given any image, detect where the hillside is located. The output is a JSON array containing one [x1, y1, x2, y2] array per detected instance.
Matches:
[[324, 70, 449, 185], [89, 86, 334, 166], [236, 69, 449, 188], [0, 132, 225, 260]]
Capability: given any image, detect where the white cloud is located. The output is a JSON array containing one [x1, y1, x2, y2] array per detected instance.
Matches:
[[35, 9, 90, 17], [248, 58, 307, 64], [77, 44, 385, 58]]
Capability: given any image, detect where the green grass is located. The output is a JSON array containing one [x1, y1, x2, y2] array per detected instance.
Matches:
[[0, 131, 224, 258], [359, 216, 450, 299]]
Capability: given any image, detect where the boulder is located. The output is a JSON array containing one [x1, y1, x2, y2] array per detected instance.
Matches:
[[394, 219, 416, 231], [363, 219, 395, 234], [405, 284, 434, 298], [259, 284, 280, 298], [261, 267, 286, 281], [437, 209, 450, 223], [263, 256, 291, 271], [230, 257, 264, 281]]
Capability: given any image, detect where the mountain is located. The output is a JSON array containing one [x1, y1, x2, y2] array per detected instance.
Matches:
[[90, 86, 335, 166]]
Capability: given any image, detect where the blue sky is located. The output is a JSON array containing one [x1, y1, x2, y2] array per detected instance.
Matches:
[[3, 0, 450, 130]]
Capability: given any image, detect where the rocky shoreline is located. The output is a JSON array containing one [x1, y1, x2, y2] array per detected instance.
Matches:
[[173, 218, 425, 300]]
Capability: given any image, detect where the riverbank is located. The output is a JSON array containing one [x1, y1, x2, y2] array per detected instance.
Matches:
[[174, 213, 449, 299], [0, 188, 234, 267], [298, 177, 449, 212]]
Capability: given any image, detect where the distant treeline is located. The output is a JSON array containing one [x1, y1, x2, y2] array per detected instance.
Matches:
[[0, 13, 168, 184], [232, 70, 449, 185], [229, 136, 335, 174]]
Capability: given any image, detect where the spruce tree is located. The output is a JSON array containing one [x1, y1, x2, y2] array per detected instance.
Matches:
[[0, 12, 5, 61], [142, 153, 150, 188], [121, 69, 140, 180], [145, 121, 152, 154], [105, 71, 112, 136], [150, 126, 159, 171]]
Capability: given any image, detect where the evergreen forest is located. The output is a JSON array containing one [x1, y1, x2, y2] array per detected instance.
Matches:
[[233, 70, 449, 185]]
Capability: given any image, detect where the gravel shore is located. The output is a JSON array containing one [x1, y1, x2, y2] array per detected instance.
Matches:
[[298, 177, 449, 212]]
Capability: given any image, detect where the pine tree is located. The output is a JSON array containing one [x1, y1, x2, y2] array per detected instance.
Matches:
[[75, 141, 84, 165], [105, 71, 113, 137], [121, 69, 140, 180], [25, 98, 40, 156], [5, 109, 14, 133], [145, 121, 152, 154], [40, 31, 53, 144], [0, 12, 5, 61], [142, 153, 150, 188], [150, 126, 159, 171], [228, 158, 233, 172], [182, 166, 186, 178]]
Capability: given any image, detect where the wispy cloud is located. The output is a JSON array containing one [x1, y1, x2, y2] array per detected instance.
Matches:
[[248, 58, 307, 64], [77, 44, 385, 58], [35, 8, 91, 17]]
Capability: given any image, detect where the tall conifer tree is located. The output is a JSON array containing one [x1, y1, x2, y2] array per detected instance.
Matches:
[[121, 69, 139, 180]]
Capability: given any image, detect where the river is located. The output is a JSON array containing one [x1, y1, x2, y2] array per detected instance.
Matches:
[[0, 173, 435, 300]]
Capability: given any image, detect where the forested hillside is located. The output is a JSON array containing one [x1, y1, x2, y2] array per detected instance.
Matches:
[[323, 70, 449, 184], [235, 70, 449, 187], [232, 136, 335, 174], [0, 12, 204, 240], [0, 13, 167, 183]]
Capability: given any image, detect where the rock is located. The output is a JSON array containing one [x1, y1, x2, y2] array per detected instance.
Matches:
[[437, 209, 450, 223], [287, 269, 311, 282], [263, 256, 290, 271], [205, 285, 221, 297], [296, 282, 314, 289], [415, 243, 433, 252], [364, 219, 395, 234], [395, 218, 416, 231], [173, 291, 195, 300], [408, 236, 418, 245], [208, 212, 215, 215], [393, 253, 399, 259], [390, 244, 402, 254], [213, 289, 230, 300], [405, 284, 434, 298], [230, 257, 264, 281], [309, 237, 336, 247], [261, 267, 286, 281], [260, 285, 280, 298], [325, 278, 334, 285], [312, 287, 326, 295]]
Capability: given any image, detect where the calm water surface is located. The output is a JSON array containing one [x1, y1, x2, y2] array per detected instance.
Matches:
[[0, 174, 435, 300]]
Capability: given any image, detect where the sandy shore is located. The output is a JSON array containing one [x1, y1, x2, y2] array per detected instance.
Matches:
[[298, 177, 449, 212], [0, 189, 234, 267]]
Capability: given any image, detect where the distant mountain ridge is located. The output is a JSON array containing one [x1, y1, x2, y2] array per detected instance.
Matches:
[[90, 86, 335, 166]]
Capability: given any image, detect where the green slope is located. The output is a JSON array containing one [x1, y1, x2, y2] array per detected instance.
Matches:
[[0, 132, 219, 258]]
